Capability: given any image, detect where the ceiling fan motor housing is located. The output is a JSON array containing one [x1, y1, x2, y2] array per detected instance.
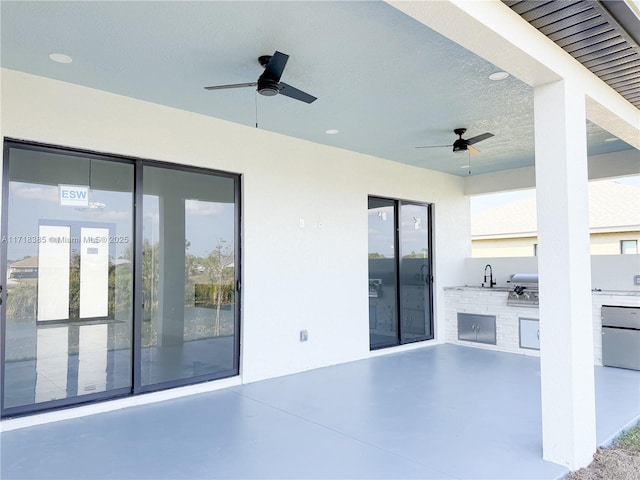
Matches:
[[452, 139, 468, 152], [257, 77, 279, 96], [453, 128, 468, 152]]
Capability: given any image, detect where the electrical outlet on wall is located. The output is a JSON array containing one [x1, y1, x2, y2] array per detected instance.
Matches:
[[634, 275, 640, 286], [299, 330, 308, 342]]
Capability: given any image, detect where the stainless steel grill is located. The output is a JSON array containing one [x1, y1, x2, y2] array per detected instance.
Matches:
[[507, 274, 539, 308]]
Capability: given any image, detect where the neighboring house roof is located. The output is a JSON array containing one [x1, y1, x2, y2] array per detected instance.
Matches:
[[10, 257, 38, 268], [472, 181, 640, 239]]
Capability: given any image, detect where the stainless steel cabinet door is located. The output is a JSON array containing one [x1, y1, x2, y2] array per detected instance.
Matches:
[[457, 313, 496, 345], [457, 314, 477, 342], [475, 315, 497, 345]]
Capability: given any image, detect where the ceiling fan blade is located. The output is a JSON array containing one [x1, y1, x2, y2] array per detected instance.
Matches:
[[204, 82, 257, 91], [466, 132, 494, 145], [415, 144, 452, 149], [278, 82, 317, 103], [263, 51, 289, 82]]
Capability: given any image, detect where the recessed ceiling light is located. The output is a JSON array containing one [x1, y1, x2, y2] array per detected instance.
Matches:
[[325, 129, 339, 135], [489, 71, 509, 81], [49, 53, 73, 64], [604, 137, 618, 142]]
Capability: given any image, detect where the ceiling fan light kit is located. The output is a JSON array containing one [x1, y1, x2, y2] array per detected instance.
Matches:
[[257, 77, 279, 97]]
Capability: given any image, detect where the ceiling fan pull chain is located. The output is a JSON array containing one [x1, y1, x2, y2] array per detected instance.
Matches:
[[255, 91, 258, 129]]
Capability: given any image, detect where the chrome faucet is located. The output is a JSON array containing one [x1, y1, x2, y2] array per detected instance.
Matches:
[[483, 264, 496, 288]]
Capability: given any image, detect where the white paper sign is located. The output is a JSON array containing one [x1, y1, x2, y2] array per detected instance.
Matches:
[[59, 184, 89, 207], [80, 227, 109, 318], [37, 225, 71, 321]]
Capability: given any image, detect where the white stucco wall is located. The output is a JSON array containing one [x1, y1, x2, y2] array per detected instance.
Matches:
[[0, 68, 469, 385]]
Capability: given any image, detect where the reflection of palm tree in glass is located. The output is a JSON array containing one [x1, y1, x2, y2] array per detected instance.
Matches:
[[141, 241, 159, 317], [204, 240, 234, 337], [122, 241, 159, 319], [69, 251, 80, 318], [123, 241, 159, 346]]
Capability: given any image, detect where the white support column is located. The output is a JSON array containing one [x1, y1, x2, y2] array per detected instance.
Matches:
[[534, 80, 596, 470], [157, 192, 186, 347]]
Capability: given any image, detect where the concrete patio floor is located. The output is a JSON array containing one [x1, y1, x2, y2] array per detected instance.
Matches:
[[1, 344, 639, 479]]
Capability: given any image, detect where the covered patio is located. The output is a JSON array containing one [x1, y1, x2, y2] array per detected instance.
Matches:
[[2, 344, 639, 479], [1, 0, 639, 474]]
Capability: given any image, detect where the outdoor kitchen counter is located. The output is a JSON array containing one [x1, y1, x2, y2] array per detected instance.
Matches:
[[443, 286, 640, 365], [591, 289, 640, 296], [444, 286, 511, 292]]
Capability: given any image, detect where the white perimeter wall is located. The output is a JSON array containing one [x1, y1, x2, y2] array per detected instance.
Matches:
[[0, 69, 469, 384]]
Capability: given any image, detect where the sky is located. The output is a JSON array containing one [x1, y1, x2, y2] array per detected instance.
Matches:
[[6, 182, 235, 262]]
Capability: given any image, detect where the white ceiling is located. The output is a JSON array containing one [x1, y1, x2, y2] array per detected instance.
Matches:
[[0, 1, 636, 176]]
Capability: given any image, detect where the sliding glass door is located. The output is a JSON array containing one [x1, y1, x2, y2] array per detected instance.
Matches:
[[399, 203, 432, 343], [1, 145, 134, 413], [1, 141, 240, 416], [367, 198, 399, 348], [140, 165, 238, 390], [368, 197, 433, 349]]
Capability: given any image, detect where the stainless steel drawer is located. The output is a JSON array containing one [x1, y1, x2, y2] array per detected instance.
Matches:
[[601, 306, 640, 329], [602, 327, 640, 371]]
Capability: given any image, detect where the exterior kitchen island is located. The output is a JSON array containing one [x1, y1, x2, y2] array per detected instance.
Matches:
[[444, 286, 640, 366]]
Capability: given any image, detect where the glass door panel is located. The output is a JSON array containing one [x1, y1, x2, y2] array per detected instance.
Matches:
[[367, 198, 399, 349], [141, 165, 237, 388], [399, 203, 432, 343], [2, 142, 242, 416], [2, 145, 134, 413], [367, 197, 433, 350]]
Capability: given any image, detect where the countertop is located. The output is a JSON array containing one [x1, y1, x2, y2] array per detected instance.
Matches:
[[444, 286, 510, 292], [444, 286, 640, 296], [591, 289, 640, 297]]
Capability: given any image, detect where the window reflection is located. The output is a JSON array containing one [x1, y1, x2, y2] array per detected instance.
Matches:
[[368, 199, 399, 349], [399, 204, 431, 342], [2, 149, 133, 412], [141, 167, 236, 387], [2, 145, 239, 415]]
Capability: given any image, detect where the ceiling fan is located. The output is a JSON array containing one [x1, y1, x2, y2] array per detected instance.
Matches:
[[204, 51, 317, 104], [416, 128, 494, 155]]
